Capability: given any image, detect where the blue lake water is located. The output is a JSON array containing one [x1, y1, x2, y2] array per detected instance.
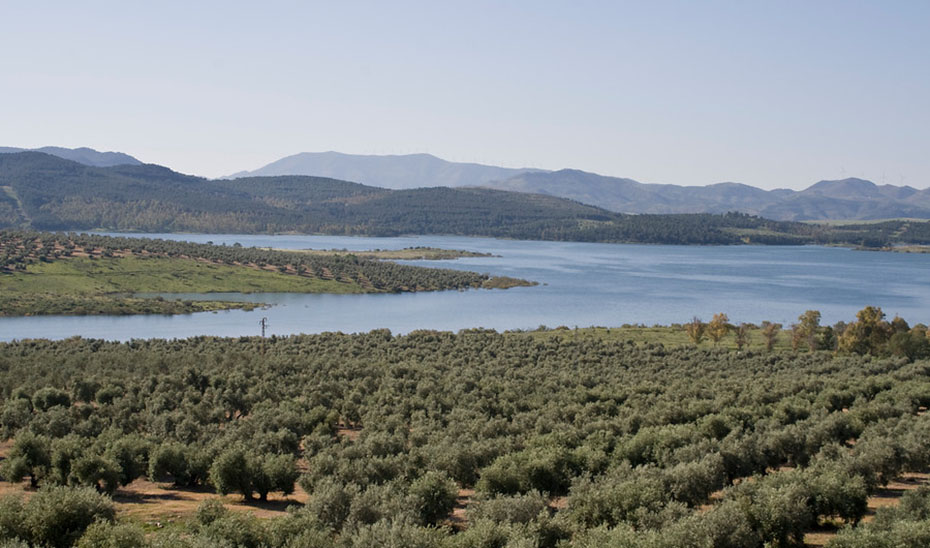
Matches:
[[2, 233, 929, 341]]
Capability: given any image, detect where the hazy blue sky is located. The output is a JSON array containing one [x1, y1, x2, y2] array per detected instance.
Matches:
[[2, 1, 927, 189]]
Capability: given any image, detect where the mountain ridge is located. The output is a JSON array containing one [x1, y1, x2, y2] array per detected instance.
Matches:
[[226, 151, 545, 189], [0, 146, 141, 167], [6, 148, 929, 221], [231, 152, 929, 220], [3, 152, 930, 248], [484, 170, 930, 221]]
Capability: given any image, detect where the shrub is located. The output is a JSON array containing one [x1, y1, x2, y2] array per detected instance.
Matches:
[[195, 499, 229, 526], [0, 432, 51, 488], [20, 485, 115, 548], [75, 520, 148, 548], [71, 454, 121, 494], [0, 496, 25, 541], [307, 479, 358, 532], [408, 471, 458, 525], [31, 388, 71, 412], [469, 490, 548, 525], [476, 446, 579, 496], [339, 518, 448, 548], [197, 512, 269, 548], [0, 399, 33, 438]]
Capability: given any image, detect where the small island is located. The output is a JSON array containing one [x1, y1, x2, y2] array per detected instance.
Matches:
[[0, 231, 535, 317]]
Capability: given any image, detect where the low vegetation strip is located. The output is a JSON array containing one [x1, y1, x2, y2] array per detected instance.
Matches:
[[0, 230, 534, 316], [0, 293, 256, 317], [278, 246, 497, 260], [0, 311, 928, 546]]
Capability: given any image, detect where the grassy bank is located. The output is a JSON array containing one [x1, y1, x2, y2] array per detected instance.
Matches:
[[520, 324, 797, 351], [0, 255, 363, 317], [2, 256, 364, 295], [1, 231, 536, 316]]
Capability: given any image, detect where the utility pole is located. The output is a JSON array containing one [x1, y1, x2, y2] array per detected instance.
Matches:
[[259, 317, 268, 355]]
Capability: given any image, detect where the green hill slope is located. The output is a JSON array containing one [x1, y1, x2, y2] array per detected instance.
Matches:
[[3, 152, 930, 247]]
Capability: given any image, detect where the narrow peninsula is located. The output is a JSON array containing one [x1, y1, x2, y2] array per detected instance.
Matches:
[[0, 231, 535, 317]]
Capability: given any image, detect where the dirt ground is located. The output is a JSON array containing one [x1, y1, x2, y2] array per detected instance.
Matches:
[[113, 478, 309, 524], [1, 435, 927, 538], [1, 436, 309, 526], [0, 475, 309, 526]]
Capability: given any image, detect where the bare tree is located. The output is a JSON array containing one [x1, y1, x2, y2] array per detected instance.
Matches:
[[760, 321, 782, 352], [735, 323, 751, 351]]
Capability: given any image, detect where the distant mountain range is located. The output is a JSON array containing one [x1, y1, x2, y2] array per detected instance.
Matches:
[[233, 152, 930, 221], [487, 170, 930, 221], [0, 151, 605, 237], [226, 151, 543, 189], [2, 151, 929, 247], [5, 147, 930, 221], [0, 146, 141, 167]]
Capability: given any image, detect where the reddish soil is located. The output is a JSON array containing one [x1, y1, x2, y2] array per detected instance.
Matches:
[[336, 426, 362, 441], [112, 478, 309, 524], [0, 475, 308, 525], [448, 488, 474, 529]]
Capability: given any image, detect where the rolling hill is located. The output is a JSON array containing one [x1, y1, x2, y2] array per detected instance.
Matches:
[[0, 152, 607, 237], [3, 151, 930, 247]]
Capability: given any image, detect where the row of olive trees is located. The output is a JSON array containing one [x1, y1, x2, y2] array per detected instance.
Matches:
[[2, 330, 929, 547], [0, 229, 500, 292], [0, 430, 299, 502]]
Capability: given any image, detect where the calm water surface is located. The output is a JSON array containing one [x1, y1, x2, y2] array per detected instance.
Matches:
[[2, 234, 929, 341]]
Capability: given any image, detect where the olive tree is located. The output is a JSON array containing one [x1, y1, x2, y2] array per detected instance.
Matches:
[[209, 446, 298, 502], [408, 471, 458, 525], [0, 432, 51, 488]]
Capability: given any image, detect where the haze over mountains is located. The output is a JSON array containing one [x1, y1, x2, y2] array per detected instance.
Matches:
[[0, 146, 141, 167], [3, 147, 929, 221], [490, 170, 930, 221], [232, 152, 930, 221], [226, 151, 543, 190], [2, 151, 929, 247]]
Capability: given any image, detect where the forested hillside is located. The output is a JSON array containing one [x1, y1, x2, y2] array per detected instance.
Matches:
[[0, 146, 141, 167], [3, 152, 930, 247], [0, 152, 607, 236], [0, 322, 928, 546]]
